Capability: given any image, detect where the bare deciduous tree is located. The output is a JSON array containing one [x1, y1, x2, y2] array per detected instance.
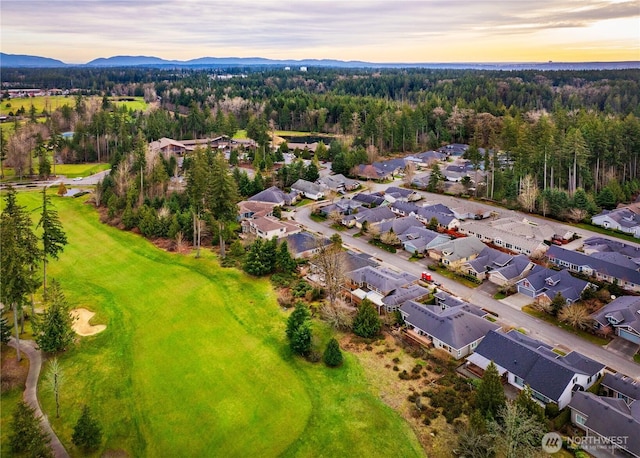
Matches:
[[517, 175, 538, 213], [314, 238, 345, 307], [320, 300, 354, 331], [380, 231, 400, 246], [558, 304, 594, 330]]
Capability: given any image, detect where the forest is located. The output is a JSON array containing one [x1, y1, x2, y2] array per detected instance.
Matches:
[[2, 66, 640, 238]]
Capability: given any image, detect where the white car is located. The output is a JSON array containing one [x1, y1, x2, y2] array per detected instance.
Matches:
[[73, 177, 83, 181]]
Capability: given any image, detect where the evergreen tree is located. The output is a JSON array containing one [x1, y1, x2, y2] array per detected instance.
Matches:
[[0, 187, 41, 361], [262, 237, 278, 273], [427, 164, 443, 192], [72, 405, 103, 452], [37, 187, 68, 292], [550, 292, 566, 317], [476, 361, 506, 420], [0, 316, 12, 345], [33, 279, 76, 353], [286, 302, 311, 341], [276, 241, 297, 274], [207, 153, 239, 258], [243, 238, 269, 276], [515, 385, 545, 423], [596, 187, 616, 210], [304, 162, 320, 182], [290, 321, 312, 356], [323, 337, 343, 367], [9, 401, 52, 457], [352, 299, 381, 338]]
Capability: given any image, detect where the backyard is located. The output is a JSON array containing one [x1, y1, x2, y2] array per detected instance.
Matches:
[[0, 190, 424, 457]]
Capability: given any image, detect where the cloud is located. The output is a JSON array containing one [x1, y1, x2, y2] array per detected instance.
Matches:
[[1, 0, 638, 62]]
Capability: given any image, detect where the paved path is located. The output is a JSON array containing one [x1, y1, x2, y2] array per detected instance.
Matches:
[[294, 205, 640, 379], [8, 338, 70, 458]]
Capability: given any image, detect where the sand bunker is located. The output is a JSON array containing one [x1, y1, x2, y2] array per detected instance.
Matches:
[[71, 308, 106, 336]]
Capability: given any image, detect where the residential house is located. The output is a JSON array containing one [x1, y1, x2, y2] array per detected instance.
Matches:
[[399, 226, 451, 255], [317, 199, 363, 217], [459, 217, 555, 257], [467, 329, 605, 409], [592, 208, 640, 238], [400, 300, 500, 359], [601, 372, 640, 405], [516, 265, 592, 305], [415, 206, 460, 230], [285, 232, 330, 259], [546, 245, 640, 293], [381, 284, 430, 313], [568, 391, 640, 457], [291, 179, 325, 200], [237, 200, 277, 220], [352, 193, 385, 208], [582, 236, 640, 259], [242, 215, 301, 240], [449, 203, 492, 221], [317, 174, 360, 192], [411, 172, 431, 190], [407, 150, 446, 168], [591, 296, 640, 344], [376, 215, 423, 238], [384, 186, 422, 203], [346, 266, 417, 311], [439, 143, 469, 157], [428, 236, 485, 269], [487, 255, 535, 287], [463, 246, 515, 279], [249, 186, 298, 206], [353, 206, 396, 230]]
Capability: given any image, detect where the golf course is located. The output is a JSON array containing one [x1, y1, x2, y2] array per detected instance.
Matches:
[[2, 191, 424, 457]]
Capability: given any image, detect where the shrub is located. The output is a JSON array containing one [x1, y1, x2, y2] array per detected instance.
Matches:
[[323, 338, 343, 367], [306, 350, 322, 363]]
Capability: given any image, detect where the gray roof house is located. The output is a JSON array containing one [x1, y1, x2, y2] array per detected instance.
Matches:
[[427, 236, 486, 268], [568, 391, 640, 457], [591, 296, 640, 344], [353, 206, 397, 229], [384, 186, 422, 203], [318, 199, 363, 217], [459, 217, 552, 257], [601, 372, 640, 405], [516, 265, 592, 305], [381, 284, 430, 313], [464, 246, 514, 279], [487, 254, 535, 287], [592, 208, 640, 238], [249, 186, 298, 206], [285, 232, 330, 259], [346, 266, 417, 311], [411, 172, 431, 190], [353, 193, 386, 208], [291, 179, 325, 200], [583, 236, 640, 260], [376, 215, 423, 237], [467, 330, 605, 409], [399, 226, 450, 254], [400, 300, 500, 359], [547, 245, 640, 293], [317, 174, 360, 192]]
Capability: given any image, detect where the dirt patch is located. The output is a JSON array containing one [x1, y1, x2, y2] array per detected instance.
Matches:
[[1, 345, 29, 393], [71, 308, 106, 336]]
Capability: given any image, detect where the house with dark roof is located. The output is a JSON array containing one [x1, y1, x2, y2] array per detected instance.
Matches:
[[591, 296, 640, 344], [427, 236, 486, 270], [352, 193, 385, 208], [568, 391, 640, 457], [415, 207, 459, 230], [601, 372, 640, 405], [285, 232, 330, 259], [399, 226, 450, 255], [547, 245, 640, 293], [487, 254, 535, 287], [353, 206, 396, 230], [404, 150, 445, 169], [516, 265, 592, 306], [439, 143, 469, 157], [376, 215, 423, 238], [592, 208, 640, 238], [249, 186, 298, 206], [463, 246, 514, 279], [317, 199, 363, 217], [383, 186, 422, 203], [291, 179, 325, 200], [411, 172, 431, 190], [400, 300, 500, 359], [583, 236, 640, 259], [467, 330, 605, 408], [381, 284, 430, 313], [346, 266, 417, 312]]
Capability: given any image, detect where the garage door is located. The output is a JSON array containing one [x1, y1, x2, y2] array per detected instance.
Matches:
[[618, 329, 640, 344]]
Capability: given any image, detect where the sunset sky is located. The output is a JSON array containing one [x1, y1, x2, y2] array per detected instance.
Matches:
[[1, 0, 639, 64]]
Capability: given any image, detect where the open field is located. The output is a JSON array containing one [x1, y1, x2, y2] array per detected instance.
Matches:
[[1, 95, 75, 117], [0, 163, 110, 182], [2, 191, 423, 457], [110, 96, 148, 111]]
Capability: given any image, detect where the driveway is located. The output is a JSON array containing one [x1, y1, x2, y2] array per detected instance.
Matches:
[[499, 293, 533, 310], [605, 337, 640, 359]]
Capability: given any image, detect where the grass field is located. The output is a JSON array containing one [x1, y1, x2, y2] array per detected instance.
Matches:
[[110, 96, 148, 112], [1, 96, 75, 117], [53, 163, 111, 178], [2, 191, 423, 457]]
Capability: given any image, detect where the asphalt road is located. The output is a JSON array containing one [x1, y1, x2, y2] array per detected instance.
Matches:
[[294, 204, 640, 379]]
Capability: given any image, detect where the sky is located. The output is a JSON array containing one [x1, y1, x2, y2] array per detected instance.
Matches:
[[1, 0, 639, 64]]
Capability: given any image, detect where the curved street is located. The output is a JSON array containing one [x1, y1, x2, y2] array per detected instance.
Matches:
[[294, 203, 640, 379]]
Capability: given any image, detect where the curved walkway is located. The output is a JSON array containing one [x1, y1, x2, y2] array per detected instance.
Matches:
[[8, 338, 69, 458]]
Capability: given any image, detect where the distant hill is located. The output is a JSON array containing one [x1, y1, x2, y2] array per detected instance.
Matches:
[[1, 52, 639, 70], [0, 52, 68, 67]]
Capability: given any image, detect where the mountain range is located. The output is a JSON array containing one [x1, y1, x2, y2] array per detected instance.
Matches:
[[1, 52, 639, 71]]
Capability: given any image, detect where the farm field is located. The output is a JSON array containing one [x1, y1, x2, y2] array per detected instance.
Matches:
[[1, 191, 424, 457], [1, 95, 75, 117]]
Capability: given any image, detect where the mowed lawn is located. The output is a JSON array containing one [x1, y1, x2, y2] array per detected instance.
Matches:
[[7, 191, 423, 457]]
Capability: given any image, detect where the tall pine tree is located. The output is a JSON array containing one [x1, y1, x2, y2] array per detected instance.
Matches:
[[33, 279, 76, 353], [37, 187, 68, 293], [476, 361, 506, 420]]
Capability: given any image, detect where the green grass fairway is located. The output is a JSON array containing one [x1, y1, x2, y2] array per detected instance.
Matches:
[[110, 96, 149, 111], [6, 191, 423, 457], [1, 96, 75, 117], [53, 163, 111, 178]]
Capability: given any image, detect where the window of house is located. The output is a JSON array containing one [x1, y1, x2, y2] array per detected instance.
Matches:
[[575, 413, 586, 425], [514, 376, 525, 387]]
